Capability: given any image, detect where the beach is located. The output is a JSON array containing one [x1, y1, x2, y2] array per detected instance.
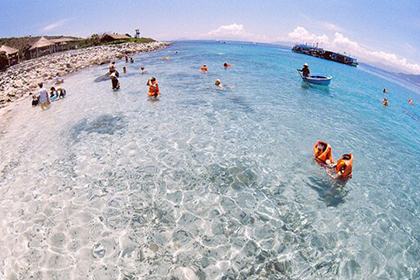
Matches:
[[0, 41, 419, 279], [0, 41, 170, 107]]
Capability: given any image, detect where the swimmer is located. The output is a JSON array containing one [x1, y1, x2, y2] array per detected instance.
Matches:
[[327, 154, 353, 181], [408, 100, 414, 105], [224, 62, 231, 68], [109, 61, 116, 73], [163, 57, 170, 60], [49, 87, 58, 98], [297, 63, 310, 77], [123, 66, 126, 73], [56, 87, 66, 98], [201, 65, 208, 72], [313, 141, 334, 167], [125, 55, 128, 63], [30, 92, 39, 106], [215, 79, 223, 88], [130, 57, 134, 63], [147, 77, 159, 98], [110, 73, 120, 90], [383, 88, 387, 94], [141, 66, 146, 74], [382, 98, 389, 107]]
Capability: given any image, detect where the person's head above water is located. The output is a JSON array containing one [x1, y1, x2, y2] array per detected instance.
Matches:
[[215, 79, 221, 85], [318, 142, 326, 151], [150, 77, 156, 82], [141, 66, 145, 70], [341, 154, 351, 160], [203, 64, 206, 67]]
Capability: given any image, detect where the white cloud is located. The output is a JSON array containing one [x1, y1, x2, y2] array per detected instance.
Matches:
[[208, 23, 251, 37], [321, 22, 343, 32], [404, 42, 416, 54], [331, 32, 420, 73], [203, 23, 269, 42], [43, 19, 70, 31], [287, 26, 329, 44]]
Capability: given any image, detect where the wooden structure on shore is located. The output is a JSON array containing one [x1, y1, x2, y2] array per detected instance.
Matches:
[[0, 45, 19, 66], [29, 37, 79, 58], [101, 33, 131, 43]]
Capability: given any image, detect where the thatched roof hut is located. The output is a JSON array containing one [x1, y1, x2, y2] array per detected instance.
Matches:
[[101, 33, 131, 43], [50, 37, 76, 44], [0, 45, 19, 56], [29, 37, 55, 50]]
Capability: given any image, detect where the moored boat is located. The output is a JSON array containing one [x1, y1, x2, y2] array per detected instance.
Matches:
[[297, 70, 332, 86], [292, 44, 358, 67]]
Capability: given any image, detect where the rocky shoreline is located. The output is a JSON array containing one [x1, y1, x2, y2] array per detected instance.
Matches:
[[0, 41, 170, 108]]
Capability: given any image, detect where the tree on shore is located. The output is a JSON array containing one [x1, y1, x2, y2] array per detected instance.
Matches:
[[90, 34, 101, 46]]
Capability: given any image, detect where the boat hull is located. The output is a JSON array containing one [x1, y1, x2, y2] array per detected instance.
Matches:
[[302, 75, 332, 86]]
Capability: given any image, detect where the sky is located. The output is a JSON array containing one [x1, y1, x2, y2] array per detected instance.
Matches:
[[1, 0, 419, 74]]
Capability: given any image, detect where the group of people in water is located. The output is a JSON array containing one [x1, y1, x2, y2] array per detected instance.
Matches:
[[200, 63, 232, 89], [107, 57, 233, 99], [32, 83, 66, 110], [382, 88, 415, 107], [109, 59, 160, 98], [313, 141, 353, 181]]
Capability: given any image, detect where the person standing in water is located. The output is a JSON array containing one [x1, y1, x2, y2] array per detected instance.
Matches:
[[201, 65, 208, 72], [110, 73, 120, 90], [383, 88, 387, 94], [147, 77, 159, 98], [37, 82, 50, 110], [141, 66, 146, 74], [109, 61, 116, 73], [297, 63, 310, 77], [328, 154, 353, 181]]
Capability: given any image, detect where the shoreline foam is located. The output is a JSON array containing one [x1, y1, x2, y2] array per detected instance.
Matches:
[[0, 41, 171, 108]]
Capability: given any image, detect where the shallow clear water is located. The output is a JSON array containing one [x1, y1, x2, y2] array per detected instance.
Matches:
[[0, 41, 419, 279]]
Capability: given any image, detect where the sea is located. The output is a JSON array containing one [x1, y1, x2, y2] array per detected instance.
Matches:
[[0, 41, 419, 279]]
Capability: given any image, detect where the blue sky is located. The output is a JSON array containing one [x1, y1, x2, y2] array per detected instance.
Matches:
[[1, 0, 419, 73]]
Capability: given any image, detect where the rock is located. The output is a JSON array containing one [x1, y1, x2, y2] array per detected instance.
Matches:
[[0, 41, 170, 109]]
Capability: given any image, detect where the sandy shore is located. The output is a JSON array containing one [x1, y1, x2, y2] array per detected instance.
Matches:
[[0, 41, 170, 108]]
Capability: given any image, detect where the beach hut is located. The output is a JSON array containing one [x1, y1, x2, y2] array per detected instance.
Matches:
[[29, 37, 56, 58], [50, 37, 77, 51], [0, 45, 19, 66], [101, 33, 131, 43]]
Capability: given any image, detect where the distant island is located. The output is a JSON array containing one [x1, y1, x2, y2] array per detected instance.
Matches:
[[395, 73, 420, 87]]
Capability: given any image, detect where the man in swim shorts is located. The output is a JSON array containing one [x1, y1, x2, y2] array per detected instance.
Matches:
[[37, 83, 50, 110]]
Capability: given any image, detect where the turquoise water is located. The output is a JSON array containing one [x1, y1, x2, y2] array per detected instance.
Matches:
[[0, 41, 419, 279]]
